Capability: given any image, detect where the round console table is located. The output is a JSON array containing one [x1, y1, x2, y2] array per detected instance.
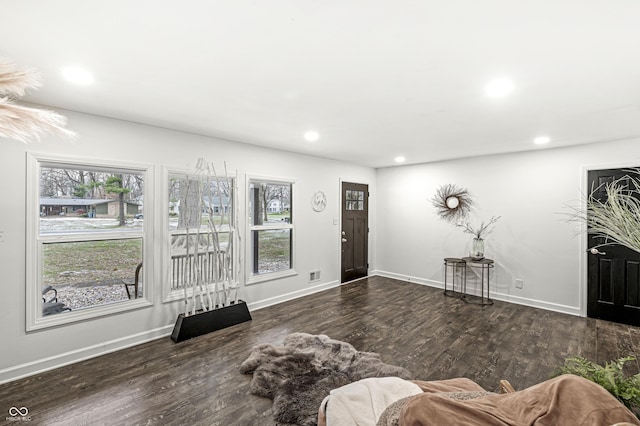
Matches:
[[461, 257, 494, 305]]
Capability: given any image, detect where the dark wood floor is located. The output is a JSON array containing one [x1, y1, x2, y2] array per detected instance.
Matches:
[[3, 276, 640, 425]]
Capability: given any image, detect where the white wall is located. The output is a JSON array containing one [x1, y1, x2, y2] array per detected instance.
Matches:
[[0, 110, 376, 383], [375, 138, 640, 314], [3, 109, 638, 384]]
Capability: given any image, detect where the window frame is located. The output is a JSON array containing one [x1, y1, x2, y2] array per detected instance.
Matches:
[[246, 174, 296, 284], [26, 153, 154, 332]]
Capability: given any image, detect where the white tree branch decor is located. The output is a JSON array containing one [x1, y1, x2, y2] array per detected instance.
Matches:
[[177, 158, 240, 316], [0, 58, 75, 143]]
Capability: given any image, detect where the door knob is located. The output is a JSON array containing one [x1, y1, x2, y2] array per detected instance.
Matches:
[[342, 238, 347, 243], [341, 231, 346, 236], [588, 248, 606, 255]]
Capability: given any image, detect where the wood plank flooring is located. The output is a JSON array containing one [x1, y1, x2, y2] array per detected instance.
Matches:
[[2, 276, 640, 425]]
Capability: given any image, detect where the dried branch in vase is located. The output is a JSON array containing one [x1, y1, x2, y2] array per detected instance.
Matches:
[[457, 215, 501, 239]]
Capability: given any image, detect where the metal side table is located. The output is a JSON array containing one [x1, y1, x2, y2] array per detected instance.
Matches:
[[461, 257, 494, 305], [443, 257, 466, 297]]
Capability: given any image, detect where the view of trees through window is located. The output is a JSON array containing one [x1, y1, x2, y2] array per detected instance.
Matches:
[[249, 180, 293, 276], [39, 165, 144, 316]]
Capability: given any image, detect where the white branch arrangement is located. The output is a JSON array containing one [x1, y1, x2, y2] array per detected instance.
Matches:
[[569, 170, 640, 254], [0, 58, 75, 143], [457, 215, 501, 239], [179, 158, 240, 316]]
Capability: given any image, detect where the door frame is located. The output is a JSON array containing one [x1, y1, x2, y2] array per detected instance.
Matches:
[[337, 178, 370, 284], [579, 161, 639, 317]]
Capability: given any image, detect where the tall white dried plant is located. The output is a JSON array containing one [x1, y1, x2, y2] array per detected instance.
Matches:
[[584, 172, 640, 254], [0, 60, 42, 97], [0, 58, 75, 143]]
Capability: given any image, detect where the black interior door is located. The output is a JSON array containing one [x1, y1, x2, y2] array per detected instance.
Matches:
[[341, 182, 368, 283], [587, 168, 640, 326]]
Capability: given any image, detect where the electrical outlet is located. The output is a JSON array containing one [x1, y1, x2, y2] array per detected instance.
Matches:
[[309, 270, 321, 282], [515, 279, 524, 289]]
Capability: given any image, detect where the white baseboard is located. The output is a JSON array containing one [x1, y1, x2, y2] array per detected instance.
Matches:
[[371, 270, 443, 288], [0, 279, 342, 385], [372, 270, 581, 317], [491, 292, 582, 317], [247, 279, 341, 311], [0, 325, 174, 385]]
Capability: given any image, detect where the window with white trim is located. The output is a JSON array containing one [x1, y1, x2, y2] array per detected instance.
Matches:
[[26, 154, 152, 331], [248, 178, 294, 282]]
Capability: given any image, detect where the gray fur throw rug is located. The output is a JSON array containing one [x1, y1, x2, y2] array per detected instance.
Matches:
[[239, 332, 412, 426]]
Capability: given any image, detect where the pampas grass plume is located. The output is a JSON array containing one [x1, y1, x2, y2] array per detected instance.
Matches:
[[0, 57, 76, 143]]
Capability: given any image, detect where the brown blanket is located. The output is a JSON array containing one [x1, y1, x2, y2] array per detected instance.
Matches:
[[400, 375, 640, 426]]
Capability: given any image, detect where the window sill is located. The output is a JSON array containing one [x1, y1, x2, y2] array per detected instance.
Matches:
[[27, 298, 152, 332], [246, 269, 297, 285]]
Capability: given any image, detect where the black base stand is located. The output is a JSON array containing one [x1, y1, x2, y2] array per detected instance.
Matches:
[[170, 300, 252, 343]]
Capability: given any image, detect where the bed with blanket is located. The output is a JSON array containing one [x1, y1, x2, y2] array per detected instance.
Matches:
[[318, 375, 640, 426]]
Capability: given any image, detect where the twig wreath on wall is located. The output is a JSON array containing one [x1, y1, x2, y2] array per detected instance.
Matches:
[[431, 184, 473, 223]]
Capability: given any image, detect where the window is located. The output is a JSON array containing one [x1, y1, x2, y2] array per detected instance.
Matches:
[[345, 189, 365, 210], [248, 178, 295, 282], [27, 154, 152, 331], [166, 170, 237, 304]]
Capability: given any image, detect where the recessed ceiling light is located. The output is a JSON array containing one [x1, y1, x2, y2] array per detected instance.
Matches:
[[394, 156, 406, 163], [534, 136, 551, 145], [304, 131, 319, 142], [62, 66, 94, 85], [485, 78, 515, 98]]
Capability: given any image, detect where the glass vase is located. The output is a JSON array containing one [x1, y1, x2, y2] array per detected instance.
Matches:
[[471, 237, 485, 260]]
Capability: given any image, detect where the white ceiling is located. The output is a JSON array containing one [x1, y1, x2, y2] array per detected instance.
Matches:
[[2, 1, 640, 168]]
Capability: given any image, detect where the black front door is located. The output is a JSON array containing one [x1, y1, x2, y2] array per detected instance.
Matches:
[[587, 168, 640, 326], [341, 182, 368, 283]]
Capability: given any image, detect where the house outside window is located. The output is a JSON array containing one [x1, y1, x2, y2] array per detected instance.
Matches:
[[248, 177, 295, 283], [26, 154, 152, 331]]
